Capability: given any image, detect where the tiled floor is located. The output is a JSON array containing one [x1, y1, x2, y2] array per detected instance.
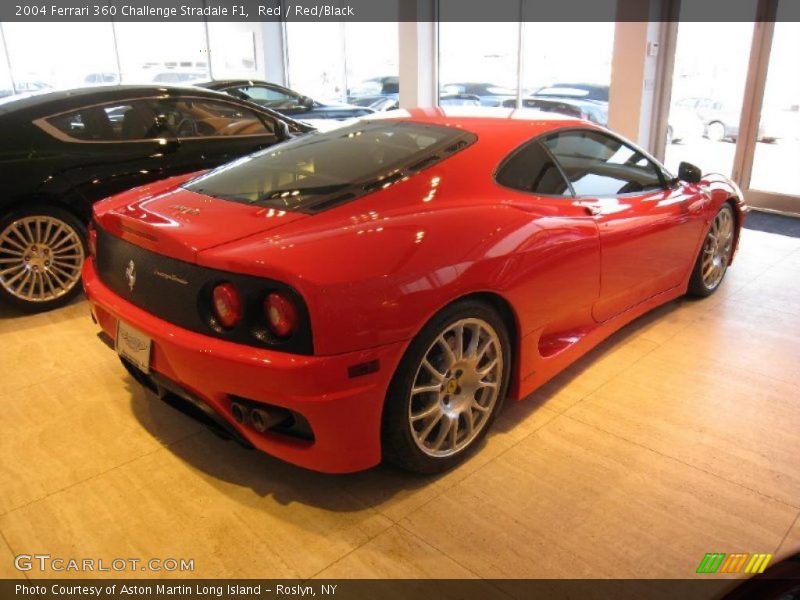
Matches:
[[1, 228, 798, 580]]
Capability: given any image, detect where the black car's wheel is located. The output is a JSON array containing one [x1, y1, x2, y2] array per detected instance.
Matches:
[[688, 204, 735, 297], [382, 299, 511, 474], [0, 205, 86, 312]]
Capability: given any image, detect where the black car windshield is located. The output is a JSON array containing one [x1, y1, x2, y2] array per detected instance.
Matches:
[[183, 121, 474, 213]]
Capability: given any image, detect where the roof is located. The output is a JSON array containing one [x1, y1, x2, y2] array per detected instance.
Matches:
[[0, 85, 231, 118], [364, 106, 584, 141]]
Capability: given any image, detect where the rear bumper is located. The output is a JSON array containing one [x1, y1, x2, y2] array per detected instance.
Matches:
[[83, 258, 407, 473]]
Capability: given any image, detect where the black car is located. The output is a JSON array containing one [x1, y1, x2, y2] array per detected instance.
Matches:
[[199, 80, 374, 121], [0, 85, 313, 312]]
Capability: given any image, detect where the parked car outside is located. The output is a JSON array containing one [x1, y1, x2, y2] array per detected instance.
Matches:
[[350, 95, 399, 112], [533, 82, 610, 102], [85, 72, 120, 85], [347, 76, 399, 101], [502, 96, 608, 125], [441, 82, 516, 107], [0, 80, 52, 98], [151, 71, 207, 84], [676, 97, 781, 142]]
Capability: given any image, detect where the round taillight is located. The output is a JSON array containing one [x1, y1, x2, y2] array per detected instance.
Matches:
[[265, 292, 297, 338], [212, 283, 242, 329]]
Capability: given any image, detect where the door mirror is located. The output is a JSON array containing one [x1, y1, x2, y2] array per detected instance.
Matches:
[[678, 161, 702, 184], [275, 119, 291, 141], [299, 95, 314, 109]]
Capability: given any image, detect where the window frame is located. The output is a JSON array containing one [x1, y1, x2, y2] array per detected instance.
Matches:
[[33, 95, 281, 145], [493, 125, 673, 200]]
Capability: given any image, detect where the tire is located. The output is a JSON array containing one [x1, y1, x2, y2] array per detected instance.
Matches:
[[0, 205, 87, 312], [382, 299, 512, 474], [706, 121, 726, 143], [688, 204, 735, 297]]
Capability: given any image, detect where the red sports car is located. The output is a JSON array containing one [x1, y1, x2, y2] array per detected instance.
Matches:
[[83, 108, 746, 474]]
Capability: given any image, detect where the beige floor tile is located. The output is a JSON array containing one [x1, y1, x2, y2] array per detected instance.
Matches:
[[0, 362, 201, 515], [400, 417, 795, 578], [0, 535, 25, 579], [776, 515, 800, 561], [314, 525, 476, 579], [0, 299, 110, 397], [0, 429, 392, 579], [651, 300, 800, 386], [566, 354, 800, 508], [340, 431, 515, 523], [729, 270, 800, 317], [493, 402, 560, 444]]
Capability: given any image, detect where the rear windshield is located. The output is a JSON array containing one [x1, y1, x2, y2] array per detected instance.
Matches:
[[183, 121, 475, 213]]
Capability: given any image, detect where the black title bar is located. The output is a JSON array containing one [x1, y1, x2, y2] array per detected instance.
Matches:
[[2, 0, 800, 22]]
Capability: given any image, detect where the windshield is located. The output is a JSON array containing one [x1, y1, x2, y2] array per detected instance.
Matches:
[[184, 121, 475, 213]]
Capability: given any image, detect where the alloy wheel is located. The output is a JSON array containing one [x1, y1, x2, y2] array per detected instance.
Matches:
[[0, 215, 85, 303], [701, 206, 734, 291], [408, 318, 503, 457]]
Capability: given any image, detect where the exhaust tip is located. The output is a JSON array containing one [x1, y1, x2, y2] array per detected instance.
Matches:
[[250, 409, 268, 433], [231, 402, 246, 424]]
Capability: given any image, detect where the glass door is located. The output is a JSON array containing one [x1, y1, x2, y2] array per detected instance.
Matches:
[[663, 16, 757, 178], [746, 8, 800, 214]]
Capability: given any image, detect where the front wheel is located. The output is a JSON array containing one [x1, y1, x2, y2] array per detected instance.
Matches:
[[0, 206, 87, 312], [688, 204, 735, 297], [382, 300, 511, 474]]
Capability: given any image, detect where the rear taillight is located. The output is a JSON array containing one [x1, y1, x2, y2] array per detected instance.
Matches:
[[212, 282, 243, 329], [88, 222, 97, 258], [265, 292, 298, 338]]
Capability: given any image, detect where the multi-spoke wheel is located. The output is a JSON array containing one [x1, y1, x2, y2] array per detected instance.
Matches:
[[0, 207, 86, 311], [382, 300, 511, 473], [688, 204, 735, 297]]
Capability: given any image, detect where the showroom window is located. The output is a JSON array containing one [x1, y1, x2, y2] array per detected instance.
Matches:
[[285, 23, 347, 102], [438, 13, 519, 107], [207, 23, 258, 79], [114, 21, 210, 85], [344, 22, 399, 102], [520, 21, 615, 124], [438, 1, 615, 114], [0, 25, 13, 97], [285, 21, 399, 104], [663, 10, 757, 176], [1, 22, 118, 92]]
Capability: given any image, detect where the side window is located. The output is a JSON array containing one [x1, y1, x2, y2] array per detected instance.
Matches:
[[146, 98, 273, 138], [44, 101, 155, 142], [543, 130, 664, 196], [495, 140, 572, 196]]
